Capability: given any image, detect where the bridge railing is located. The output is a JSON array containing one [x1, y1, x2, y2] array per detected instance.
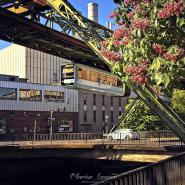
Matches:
[[95, 152, 185, 185], [0, 130, 183, 146]]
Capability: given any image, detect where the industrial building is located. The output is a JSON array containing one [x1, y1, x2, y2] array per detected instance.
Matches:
[[0, 44, 128, 135]]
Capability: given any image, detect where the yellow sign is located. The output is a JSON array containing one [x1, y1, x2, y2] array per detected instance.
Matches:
[[8, 6, 28, 14]]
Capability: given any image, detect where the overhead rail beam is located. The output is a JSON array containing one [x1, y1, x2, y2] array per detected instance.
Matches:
[[0, 7, 109, 70]]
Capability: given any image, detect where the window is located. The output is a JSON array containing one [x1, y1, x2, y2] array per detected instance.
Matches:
[[84, 111, 87, 122], [111, 97, 113, 106], [119, 111, 122, 116], [102, 95, 105, 106], [19, 89, 41, 101], [93, 110, 96, 122], [102, 111, 105, 121], [61, 64, 74, 85], [77, 66, 118, 87], [119, 97, 121, 106], [0, 87, 16, 100], [93, 94, 96, 105], [44, 91, 64, 102], [83, 93, 87, 105], [111, 111, 113, 123], [0, 119, 6, 133]]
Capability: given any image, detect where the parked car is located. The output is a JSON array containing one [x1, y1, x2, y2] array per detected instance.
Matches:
[[107, 129, 139, 140]]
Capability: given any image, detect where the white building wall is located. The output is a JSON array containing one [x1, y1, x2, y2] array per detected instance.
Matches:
[[0, 44, 72, 85], [0, 44, 26, 78], [26, 47, 72, 85]]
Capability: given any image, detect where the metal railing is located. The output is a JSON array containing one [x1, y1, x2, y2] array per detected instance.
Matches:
[[0, 130, 183, 146], [95, 152, 185, 185]]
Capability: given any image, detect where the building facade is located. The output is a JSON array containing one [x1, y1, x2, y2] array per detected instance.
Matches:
[[0, 44, 128, 134], [0, 76, 78, 135]]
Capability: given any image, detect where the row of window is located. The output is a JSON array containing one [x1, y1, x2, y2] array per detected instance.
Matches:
[[84, 94, 122, 106], [83, 93, 122, 123], [0, 87, 64, 102], [84, 110, 122, 123]]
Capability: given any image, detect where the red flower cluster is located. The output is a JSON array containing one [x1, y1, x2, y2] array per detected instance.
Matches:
[[178, 48, 185, 58], [113, 27, 131, 46], [152, 44, 166, 55], [113, 26, 130, 45], [113, 40, 120, 47], [118, 20, 125, 26], [109, 12, 118, 19], [121, 36, 130, 45], [131, 18, 150, 30], [152, 44, 185, 61], [113, 27, 127, 40], [112, 37, 130, 47], [124, 0, 151, 6], [163, 48, 185, 61], [163, 53, 177, 61], [140, 60, 150, 67], [101, 50, 122, 62], [126, 64, 148, 84], [126, 11, 135, 19], [157, 0, 184, 19]]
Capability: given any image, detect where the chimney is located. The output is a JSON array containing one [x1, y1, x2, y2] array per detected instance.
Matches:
[[106, 22, 113, 30], [87, 3, 99, 23]]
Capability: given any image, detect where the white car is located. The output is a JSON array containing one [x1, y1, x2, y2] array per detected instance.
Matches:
[[107, 129, 139, 140]]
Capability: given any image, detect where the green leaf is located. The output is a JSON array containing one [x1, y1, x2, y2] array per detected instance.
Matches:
[[177, 17, 185, 28], [122, 83, 126, 95], [163, 73, 170, 87], [137, 29, 142, 38], [154, 19, 158, 28], [107, 40, 113, 50], [155, 73, 163, 85], [150, 58, 161, 71], [122, 76, 129, 83]]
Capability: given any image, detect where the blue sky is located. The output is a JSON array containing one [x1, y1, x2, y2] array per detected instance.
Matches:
[[0, 0, 116, 49]]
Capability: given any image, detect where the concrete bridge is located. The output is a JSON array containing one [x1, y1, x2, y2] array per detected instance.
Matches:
[[0, 142, 184, 163], [0, 140, 184, 185]]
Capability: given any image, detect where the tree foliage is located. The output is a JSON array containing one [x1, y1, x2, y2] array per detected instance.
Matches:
[[102, 0, 185, 95], [172, 89, 185, 119], [122, 99, 166, 131], [123, 89, 185, 131], [113, 0, 123, 4]]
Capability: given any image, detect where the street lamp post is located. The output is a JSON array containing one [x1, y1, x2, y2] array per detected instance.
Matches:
[[33, 120, 36, 142], [105, 115, 109, 134], [49, 110, 55, 143], [33, 113, 40, 143]]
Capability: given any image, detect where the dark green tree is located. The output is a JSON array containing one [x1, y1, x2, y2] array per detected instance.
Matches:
[[122, 99, 166, 131], [172, 89, 185, 120], [123, 89, 185, 131]]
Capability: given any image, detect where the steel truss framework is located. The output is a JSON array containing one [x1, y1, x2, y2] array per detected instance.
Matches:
[[0, 0, 185, 141], [0, 0, 111, 70]]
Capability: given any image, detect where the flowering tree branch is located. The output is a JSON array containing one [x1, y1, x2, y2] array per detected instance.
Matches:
[[103, 0, 185, 94]]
